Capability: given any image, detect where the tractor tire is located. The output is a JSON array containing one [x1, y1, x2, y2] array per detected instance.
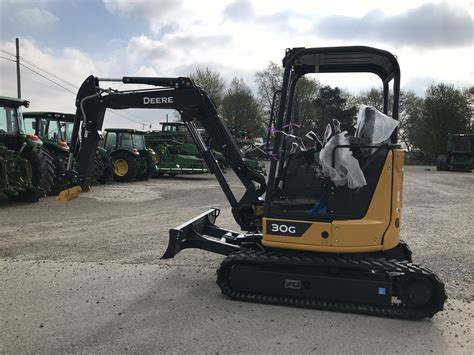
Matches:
[[436, 155, 449, 171], [98, 155, 114, 184], [168, 172, 178, 177], [9, 148, 55, 202], [112, 151, 137, 182], [49, 151, 69, 195]]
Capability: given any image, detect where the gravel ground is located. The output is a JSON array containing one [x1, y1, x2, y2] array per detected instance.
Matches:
[[0, 165, 472, 354]]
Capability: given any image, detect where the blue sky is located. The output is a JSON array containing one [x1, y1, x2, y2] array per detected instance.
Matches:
[[0, 0, 472, 129]]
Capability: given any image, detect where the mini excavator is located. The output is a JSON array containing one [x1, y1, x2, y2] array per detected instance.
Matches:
[[66, 46, 446, 319]]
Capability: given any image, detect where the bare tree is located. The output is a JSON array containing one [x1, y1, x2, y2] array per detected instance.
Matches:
[[190, 67, 226, 108]]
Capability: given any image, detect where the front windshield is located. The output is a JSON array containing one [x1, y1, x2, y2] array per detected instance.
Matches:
[[60, 121, 74, 142], [41, 119, 61, 141], [132, 134, 146, 150], [0, 106, 23, 134]]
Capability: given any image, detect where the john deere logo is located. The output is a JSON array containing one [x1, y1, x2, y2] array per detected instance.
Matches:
[[143, 96, 174, 105], [266, 220, 311, 237]]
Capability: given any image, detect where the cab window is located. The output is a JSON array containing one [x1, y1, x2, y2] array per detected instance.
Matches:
[[60, 121, 74, 142], [132, 134, 146, 150], [118, 132, 133, 149], [105, 131, 117, 149], [0, 106, 20, 134], [24, 117, 37, 135], [46, 120, 60, 140]]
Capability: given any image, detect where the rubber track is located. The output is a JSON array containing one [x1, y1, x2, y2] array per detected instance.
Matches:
[[217, 250, 447, 320]]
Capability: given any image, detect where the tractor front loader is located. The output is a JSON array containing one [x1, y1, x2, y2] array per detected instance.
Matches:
[[65, 46, 446, 319]]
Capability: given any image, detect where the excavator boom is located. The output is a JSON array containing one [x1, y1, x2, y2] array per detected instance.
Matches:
[[67, 75, 265, 229]]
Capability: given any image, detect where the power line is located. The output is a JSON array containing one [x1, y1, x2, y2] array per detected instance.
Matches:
[[20, 62, 78, 95], [0, 55, 15, 63], [0, 53, 153, 126]]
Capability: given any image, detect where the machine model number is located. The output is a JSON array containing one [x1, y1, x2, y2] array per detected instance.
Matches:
[[143, 96, 174, 105], [271, 223, 296, 234], [265, 220, 311, 237]]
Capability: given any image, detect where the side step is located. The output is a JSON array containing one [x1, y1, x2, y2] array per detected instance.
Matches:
[[161, 209, 260, 259]]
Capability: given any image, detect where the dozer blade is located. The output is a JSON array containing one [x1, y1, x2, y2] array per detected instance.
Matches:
[[161, 208, 242, 259], [57, 186, 82, 202]]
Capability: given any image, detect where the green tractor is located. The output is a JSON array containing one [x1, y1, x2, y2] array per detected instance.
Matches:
[[23, 112, 113, 193], [146, 122, 220, 172], [145, 122, 209, 176], [437, 133, 474, 171], [226, 125, 267, 176], [103, 128, 157, 181], [0, 96, 55, 201]]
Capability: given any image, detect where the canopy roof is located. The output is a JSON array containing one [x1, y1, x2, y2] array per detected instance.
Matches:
[[284, 46, 400, 83]]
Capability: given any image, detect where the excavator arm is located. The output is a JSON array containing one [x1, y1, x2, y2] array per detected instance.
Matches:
[[68, 75, 266, 230]]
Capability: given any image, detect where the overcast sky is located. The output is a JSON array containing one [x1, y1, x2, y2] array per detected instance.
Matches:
[[0, 0, 473, 129]]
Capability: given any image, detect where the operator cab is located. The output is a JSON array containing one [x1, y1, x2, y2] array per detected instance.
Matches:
[[265, 47, 401, 222]]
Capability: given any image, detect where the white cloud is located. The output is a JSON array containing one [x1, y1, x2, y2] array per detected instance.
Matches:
[[1, 1, 472, 131], [0, 39, 176, 129], [10, 7, 59, 29]]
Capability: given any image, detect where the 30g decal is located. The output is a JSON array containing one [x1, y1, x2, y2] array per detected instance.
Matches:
[[265, 220, 311, 237], [271, 223, 296, 234]]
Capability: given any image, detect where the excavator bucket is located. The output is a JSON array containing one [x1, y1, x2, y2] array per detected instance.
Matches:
[[161, 208, 242, 259], [56, 186, 82, 202]]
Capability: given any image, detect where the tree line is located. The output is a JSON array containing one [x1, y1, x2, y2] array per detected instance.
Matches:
[[190, 64, 473, 157]]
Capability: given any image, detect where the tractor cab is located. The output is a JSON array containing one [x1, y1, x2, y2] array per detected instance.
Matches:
[[103, 128, 157, 181], [0, 96, 42, 150], [23, 112, 73, 153]]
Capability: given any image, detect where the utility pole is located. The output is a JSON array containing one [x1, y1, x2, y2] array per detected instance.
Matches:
[[15, 38, 21, 99]]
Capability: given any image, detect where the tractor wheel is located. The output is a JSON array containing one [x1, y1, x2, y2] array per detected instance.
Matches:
[[49, 151, 69, 195], [436, 155, 449, 171], [9, 148, 55, 202], [168, 172, 178, 177], [98, 155, 114, 184], [112, 152, 137, 182]]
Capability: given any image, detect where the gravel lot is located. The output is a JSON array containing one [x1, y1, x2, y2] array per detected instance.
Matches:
[[0, 165, 472, 354]]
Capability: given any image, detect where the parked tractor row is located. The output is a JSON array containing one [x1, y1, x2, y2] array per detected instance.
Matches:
[[1, 94, 269, 202], [0, 97, 55, 201]]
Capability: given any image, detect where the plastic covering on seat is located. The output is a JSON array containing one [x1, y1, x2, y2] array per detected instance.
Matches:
[[319, 105, 399, 189], [355, 105, 399, 144], [320, 132, 367, 189]]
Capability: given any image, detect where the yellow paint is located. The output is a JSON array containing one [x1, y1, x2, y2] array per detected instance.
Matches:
[[57, 186, 82, 202], [114, 159, 128, 177], [382, 149, 404, 250], [262, 149, 405, 254], [263, 216, 332, 247]]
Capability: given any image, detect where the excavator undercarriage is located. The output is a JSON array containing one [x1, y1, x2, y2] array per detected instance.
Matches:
[[67, 46, 446, 319]]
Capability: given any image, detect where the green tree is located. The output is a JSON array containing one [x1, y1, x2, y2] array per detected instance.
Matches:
[[190, 67, 226, 108], [221, 77, 264, 136], [412, 83, 471, 156], [312, 85, 356, 135], [255, 61, 283, 115], [399, 91, 424, 151], [350, 87, 425, 150]]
